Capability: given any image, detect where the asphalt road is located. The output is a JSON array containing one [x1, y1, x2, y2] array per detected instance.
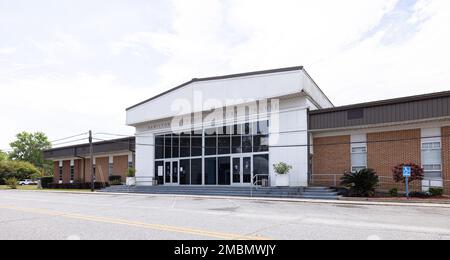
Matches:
[[0, 190, 450, 240]]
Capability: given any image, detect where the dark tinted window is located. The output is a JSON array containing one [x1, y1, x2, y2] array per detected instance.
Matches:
[[191, 130, 203, 157], [180, 159, 190, 185], [205, 158, 217, 185], [164, 134, 172, 159], [218, 126, 231, 155], [348, 108, 364, 120], [155, 136, 164, 159], [205, 128, 217, 155], [180, 132, 191, 158], [172, 134, 180, 158], [191, 159, 202, 185]]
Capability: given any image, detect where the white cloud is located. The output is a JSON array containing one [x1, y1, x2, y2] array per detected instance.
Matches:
[[0, 47, 16, 55], [0, 73, 144, 148]]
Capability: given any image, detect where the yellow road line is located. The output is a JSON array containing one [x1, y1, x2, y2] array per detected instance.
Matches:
[[0, 205, 269, 240]]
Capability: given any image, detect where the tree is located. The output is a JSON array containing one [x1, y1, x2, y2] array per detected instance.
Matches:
[[0, 160, 40, 184], [392, 163, 424, 183], [9, 132, 52, 170], [0, 150, 8, 161], [341, 168, 380, 197]]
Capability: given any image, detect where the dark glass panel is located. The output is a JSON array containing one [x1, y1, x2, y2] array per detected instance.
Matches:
[[180, 160, 190, 185], [205, 158, 217, 185], [180, 132, 191, 158], [243, 157, 252, 183], [191, 130, 202, 157], [172, 134, 180, 158], [191, 159, 202, 185], [164, 134, 172, 159], [253, 154, 269, 176], [172, 161, 178, 183], [232, 124, 242, 154], [155, 161, 164, 185], [218, 126, 231, 155], [155, 135, 164, 159], [205, 128, 217, 155], [253, 135, 269, 152], [165, 161, 171, 183], [218, 157, 231, 185], [233, 158, 241, 183]]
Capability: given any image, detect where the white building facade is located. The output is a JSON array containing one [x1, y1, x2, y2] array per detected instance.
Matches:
[[126, 67, 333, 187]]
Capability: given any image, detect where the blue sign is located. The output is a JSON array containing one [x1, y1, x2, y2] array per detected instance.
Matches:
[[403, 166, 412, 177]]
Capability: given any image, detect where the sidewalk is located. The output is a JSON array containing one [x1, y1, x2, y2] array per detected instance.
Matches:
[[3, 189, 450, 209]]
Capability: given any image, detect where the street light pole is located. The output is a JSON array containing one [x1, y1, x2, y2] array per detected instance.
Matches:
[[89, 131, 94, 192]]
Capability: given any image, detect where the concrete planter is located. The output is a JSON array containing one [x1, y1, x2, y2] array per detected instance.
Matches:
[[126, 177, 136, 186], [276, 174, 290, 187]]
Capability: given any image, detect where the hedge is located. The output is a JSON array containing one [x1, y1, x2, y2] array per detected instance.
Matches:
[[47, 182, 110, 190]]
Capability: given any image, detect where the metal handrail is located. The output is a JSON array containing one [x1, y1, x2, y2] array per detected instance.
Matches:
[[251, 174, 270, 197]]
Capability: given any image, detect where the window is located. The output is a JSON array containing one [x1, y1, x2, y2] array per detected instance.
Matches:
[[253, 121, 269, 152], [422, 141, 442, 178], [205, 128, 217, 155], [232, 124, 242, 154], [164, 134, 172, 159], [218, 126, 231, 155], [242, 123, 253, 153], [205, 158, 217, 185], [155, 161, 164, 185], [180, 132, 191, 158], [348, 108, 364, 120], [70, 165, 75, 182], [180, 159, 190, 185], [155, 135, 164, 159], [172, 134, 180, 158], [191, 130, 202, 157], [218, 157, 231, 185], [191, 159, 202, 185], [351, 146, 367, 172], [59, 166, 63, 181]]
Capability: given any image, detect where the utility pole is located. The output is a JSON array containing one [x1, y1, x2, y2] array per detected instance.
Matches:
[[89, 130, 94, 192]]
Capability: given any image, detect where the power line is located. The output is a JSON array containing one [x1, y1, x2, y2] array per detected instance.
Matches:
[[52, 138, 89, 147], [50, 132, 89, 143], [93, 133, 450, 149]]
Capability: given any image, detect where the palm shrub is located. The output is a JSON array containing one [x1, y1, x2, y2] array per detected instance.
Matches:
[[5, 177, 18, 189], [341, 168, 379, 197]]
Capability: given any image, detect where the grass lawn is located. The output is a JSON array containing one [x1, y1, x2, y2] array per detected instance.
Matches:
[[0, 185, 92, 192]]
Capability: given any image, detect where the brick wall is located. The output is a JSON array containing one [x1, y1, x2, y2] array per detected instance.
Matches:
[[442, 127, 450, 195], [367, 129, 422, 191], [312, 135, 350, 186], [113, 155, 129, 182], [53, 161, 59, 183], [62, 160, 71, 184], [95, 157, 109, 183]]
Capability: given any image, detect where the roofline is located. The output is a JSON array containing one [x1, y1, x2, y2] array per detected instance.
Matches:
[[309, 90, 450, 115], [126, 66, 304, 111], [44, 137, 135, 153], [302, 68, 334, 108]]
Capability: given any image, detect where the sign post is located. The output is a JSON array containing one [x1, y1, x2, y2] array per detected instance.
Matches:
[[403, 166, 412, 199]]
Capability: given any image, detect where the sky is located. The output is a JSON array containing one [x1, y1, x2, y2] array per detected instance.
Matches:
[[1, 0, 450, 150]]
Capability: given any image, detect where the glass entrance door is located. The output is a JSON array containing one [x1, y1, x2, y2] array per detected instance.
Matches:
[[232, 156, 252, 186], [164, 160, 179, 185]]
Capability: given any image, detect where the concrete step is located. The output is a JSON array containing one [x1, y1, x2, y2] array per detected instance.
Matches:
[[100, 185, 339, 200]]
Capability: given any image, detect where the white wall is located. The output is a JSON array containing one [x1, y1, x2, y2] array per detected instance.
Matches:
[[135, 133, 155, 186], [270, 101, 309, 187], [127, 69, 333, 126]]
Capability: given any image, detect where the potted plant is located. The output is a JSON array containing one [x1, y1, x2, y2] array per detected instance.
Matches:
[[273, 162, 292, 187], [126, 168, 137, 186]]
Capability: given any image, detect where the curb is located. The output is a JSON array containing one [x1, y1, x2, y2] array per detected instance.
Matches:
[[4, 189, 450, 209]]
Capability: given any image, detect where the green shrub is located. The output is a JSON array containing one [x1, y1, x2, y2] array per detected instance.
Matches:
[[341, 168, 379, 197], [273, 162, 293, 175], [109, 176, 122, 186], [428, 188, 444, 197], [5, 177, 18, 189], [0, 160, 40, 181], [127, 168, 136, 178], [389, 188, 399, 197]]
